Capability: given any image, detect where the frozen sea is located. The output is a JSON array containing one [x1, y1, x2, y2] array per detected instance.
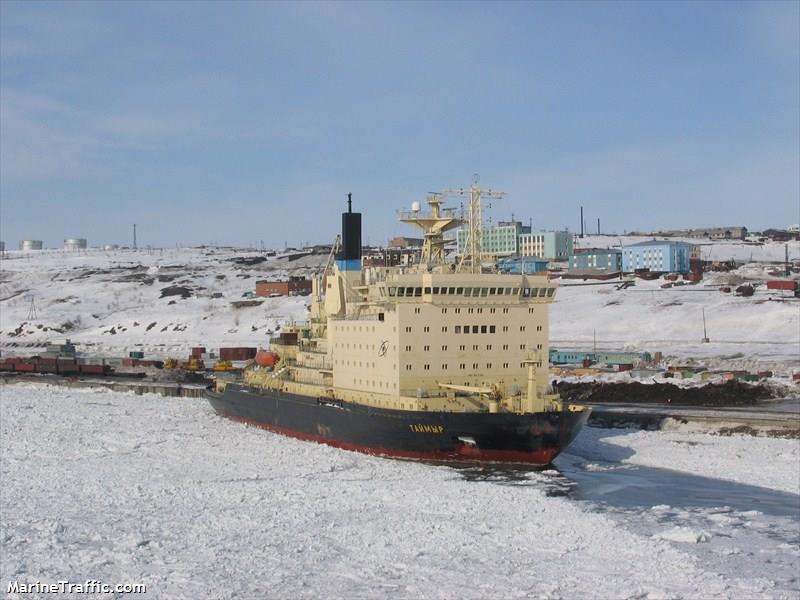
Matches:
[[2, 383, 799, 599]]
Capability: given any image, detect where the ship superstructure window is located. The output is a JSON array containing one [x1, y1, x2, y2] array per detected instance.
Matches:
[[424, 345, 430, 351], [455, 326, 461, 333], [423, 326, 430, 332], [472, 326, 479, 333], [449, 287, 456, 294], [460, 364, 466, 369], [503, 308, 509, 314], [520, 326, 526, 332], [459, 345, 465, 351], [519, 345, 525, 350], [503, 326, 508, 332], [547, 289, 555, 297], [503, 363, 509, 368], [480, 288, 488, 297], [490, 326, 496, 333], [441, 308, 447, 314], [489, 287, 497, 294], [463, 325, 470, 333], [454, 308, 461, 314], [389, 287, 396, 296], [424, 364, 430, 370], [441, 345, 447, 351], [442, 326, 448, 332], [473, 345, 479, 351], [537, 325, 542, 331], [442, 364, 448, 370], [406, 327, 412, 332], [503, 344, 509, 350], [481, 325, 487, 333], [486, 345, 492, 350], [405, 345, 412, 351], [424, 287, 431, 294], [456, 287, 464, 294], [529, 308, 534, 313], [472, 363, 479, 369], [433, 287, 440, 294], [406, 365, 412, 370]]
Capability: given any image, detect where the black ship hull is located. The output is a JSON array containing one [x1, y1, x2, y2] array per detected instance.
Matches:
[[207, 384, 590, 465]]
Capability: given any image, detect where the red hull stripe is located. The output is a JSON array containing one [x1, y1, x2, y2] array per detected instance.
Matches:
[[223, 414, 560, 465]]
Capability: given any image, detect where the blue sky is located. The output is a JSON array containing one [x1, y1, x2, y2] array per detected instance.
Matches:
[[1, 1, 798, 248]]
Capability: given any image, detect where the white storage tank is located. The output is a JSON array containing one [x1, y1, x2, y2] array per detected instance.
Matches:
[[19, 240, 43, 251], [64, 238, 88, 250]]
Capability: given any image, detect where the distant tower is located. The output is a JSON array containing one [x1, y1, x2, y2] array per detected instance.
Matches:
[[597, 218, 600, 235], [26, 294, 37, 320], [580, 206, 584, 238], [133, 224, 137, 250]]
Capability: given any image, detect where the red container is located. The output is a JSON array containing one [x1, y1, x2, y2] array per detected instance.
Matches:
[[122, 358, 135, 367], [220, 347, 257, 361], [14, 362, 35, 372], [767, 280, 797, 291], [80, 364, 105, 374], [191, 347, 206, 358]]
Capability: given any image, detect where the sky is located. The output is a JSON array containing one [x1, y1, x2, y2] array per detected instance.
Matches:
[[1, 1, 798, 249]]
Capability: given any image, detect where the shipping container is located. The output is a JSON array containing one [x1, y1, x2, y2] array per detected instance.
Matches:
[[191, 347, 206, 358], [766, 280, 798, 291], [129, 351, 145, 359]]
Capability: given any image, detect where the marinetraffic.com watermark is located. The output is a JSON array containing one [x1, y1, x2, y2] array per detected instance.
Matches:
[[7, 580, 146, 595]]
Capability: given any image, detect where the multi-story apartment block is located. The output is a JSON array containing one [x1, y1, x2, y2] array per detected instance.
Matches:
[[622, 241, 692, 273]]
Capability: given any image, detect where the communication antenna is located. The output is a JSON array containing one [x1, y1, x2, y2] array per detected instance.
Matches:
[[26, 294, 37, 320], [133, 223, 137, 250], [443, 174, 506, 273]]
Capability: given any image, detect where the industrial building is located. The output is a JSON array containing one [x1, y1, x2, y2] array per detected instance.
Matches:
[[569, 248, 622, 271], [64, 238, 87, 250], [19, 240, 43, 251], [497, 256, 549, 274], [622, 240, 692, 274], [665, 226, 748, 240], [456, 221, 572, 261], [550, 349, 652, 365], [255, 276, 312, 297], [389, 236, 423, 249]]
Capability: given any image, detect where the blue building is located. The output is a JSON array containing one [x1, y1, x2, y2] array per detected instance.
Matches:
[[497, 256, 549, 274], [622, 241, 692, 273], [569, 248, 622, 271]]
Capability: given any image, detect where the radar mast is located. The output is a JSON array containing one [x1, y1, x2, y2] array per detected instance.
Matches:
[[399, 193, 463, 269]]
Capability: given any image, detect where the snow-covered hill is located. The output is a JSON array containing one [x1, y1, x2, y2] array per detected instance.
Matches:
[[1, 241, 798, 370]]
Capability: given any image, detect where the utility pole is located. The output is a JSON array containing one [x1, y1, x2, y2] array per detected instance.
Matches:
[[580, 206, 584, 238], [786, 243, 790, 276], [133, 224, 137, 250], [701, 307, 709, 343]]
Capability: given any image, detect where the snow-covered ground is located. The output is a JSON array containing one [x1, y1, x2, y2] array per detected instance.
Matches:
[[2, 383, 798, 599], [1, 240, 798, 371]]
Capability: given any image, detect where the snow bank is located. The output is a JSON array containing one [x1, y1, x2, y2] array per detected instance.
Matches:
[[571, 426, 800, 495]]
